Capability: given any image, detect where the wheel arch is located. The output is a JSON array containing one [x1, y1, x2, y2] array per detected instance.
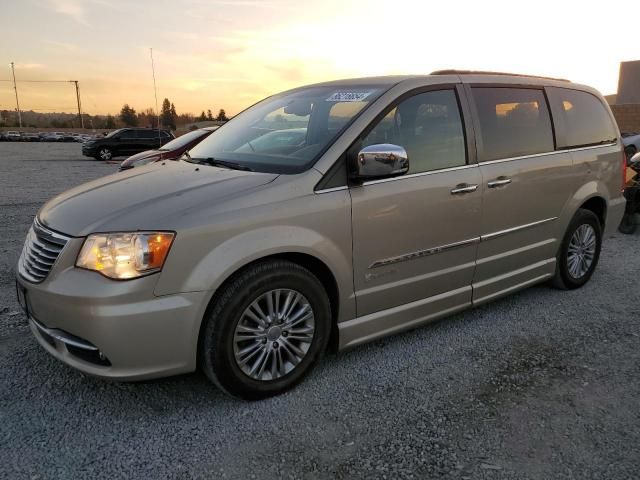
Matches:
[[196, 251, 343, 359], [579, 196, 607, 229]]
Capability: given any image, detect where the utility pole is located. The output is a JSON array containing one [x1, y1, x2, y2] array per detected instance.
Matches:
[[9, 62, 22, 128], [70, 80, 84, 128]]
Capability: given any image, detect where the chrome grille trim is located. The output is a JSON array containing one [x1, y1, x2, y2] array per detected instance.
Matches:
[[19, 219, 71, 283]]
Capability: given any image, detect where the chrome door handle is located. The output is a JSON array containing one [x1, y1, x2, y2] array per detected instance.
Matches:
[[487, 177, 512, 188], [450, 183, 479, 195]]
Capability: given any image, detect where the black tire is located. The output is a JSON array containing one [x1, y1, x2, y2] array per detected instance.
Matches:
[[626, 145, 637, 162], [618, 213, 637, 234], [551, 209, 602, 290], [97, 147, 113, 161], [198, 260, 331, 400]]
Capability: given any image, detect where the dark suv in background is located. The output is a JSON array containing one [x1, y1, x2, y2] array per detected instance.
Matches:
[[82, 128, 174, 160]]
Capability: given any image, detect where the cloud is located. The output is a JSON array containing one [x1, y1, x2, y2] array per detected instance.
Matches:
[[46, 0, 89, 25]]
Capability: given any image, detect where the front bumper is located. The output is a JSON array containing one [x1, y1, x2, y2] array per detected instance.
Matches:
[[16, 236, 210, 381], [81, 145, 98, 157]]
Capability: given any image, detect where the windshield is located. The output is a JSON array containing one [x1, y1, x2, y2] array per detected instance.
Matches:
[[186, 85, 385, 173], [159, 129, 210, 151]]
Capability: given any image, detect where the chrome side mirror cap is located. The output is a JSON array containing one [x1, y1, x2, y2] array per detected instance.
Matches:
[[352, 144, 409, 181]]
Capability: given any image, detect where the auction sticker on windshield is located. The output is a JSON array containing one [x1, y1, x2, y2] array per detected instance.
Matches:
[[326, 90, 375, 102]]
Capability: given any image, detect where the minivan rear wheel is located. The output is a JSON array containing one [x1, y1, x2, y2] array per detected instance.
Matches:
[[199, 260, 331, 400], [551, 208, 602, 290]]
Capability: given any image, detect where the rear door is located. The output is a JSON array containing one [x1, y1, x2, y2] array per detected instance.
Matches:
[[137, 129, 162, 151], [466, 85, 577, 304], [350, 86, 482, 328], [116, 129, 140, 155]]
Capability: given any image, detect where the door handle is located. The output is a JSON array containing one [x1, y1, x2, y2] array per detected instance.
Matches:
[[487, 177, 512, 188], [450, 183, 479, 195]]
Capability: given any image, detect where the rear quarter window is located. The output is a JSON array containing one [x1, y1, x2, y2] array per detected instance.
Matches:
[[471, 87, 555, 162], [546, 87, 618, 149]]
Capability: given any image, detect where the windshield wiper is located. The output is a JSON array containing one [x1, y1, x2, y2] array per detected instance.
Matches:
[[197, 157, 253, 171]]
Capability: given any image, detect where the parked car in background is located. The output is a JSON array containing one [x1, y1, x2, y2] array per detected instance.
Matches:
[[44, 132, 65, 142], [82, 128, 174, 160], [6, 131, 21, 141], [119, 127, 219, 171], [16, 72, 625, 400], [23, 133, 40, 142], [622, 132, 640, 160]]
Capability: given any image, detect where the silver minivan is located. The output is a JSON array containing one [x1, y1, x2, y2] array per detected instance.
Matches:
[[16, 71, 626, 399]]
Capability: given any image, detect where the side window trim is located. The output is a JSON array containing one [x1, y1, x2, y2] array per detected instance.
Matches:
[[464, 84, 557, 163]]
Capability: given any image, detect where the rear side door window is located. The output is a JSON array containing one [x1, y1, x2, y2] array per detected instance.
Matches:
[[118, 130, 138, 140], [546, 87, 618, 149], [471, 87, 554, 162]]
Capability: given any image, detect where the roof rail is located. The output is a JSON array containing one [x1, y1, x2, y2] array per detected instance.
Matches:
[[430, 69, 571, 83]]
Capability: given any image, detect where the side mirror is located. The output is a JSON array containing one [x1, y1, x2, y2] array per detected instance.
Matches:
[[630, 151, 640, 166], [351, 144, 409, 181]]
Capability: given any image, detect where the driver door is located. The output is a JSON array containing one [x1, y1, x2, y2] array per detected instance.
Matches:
[[350, 86, 482, 328]]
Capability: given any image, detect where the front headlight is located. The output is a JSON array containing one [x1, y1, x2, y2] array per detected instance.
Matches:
[[76, 232, 175, 279]]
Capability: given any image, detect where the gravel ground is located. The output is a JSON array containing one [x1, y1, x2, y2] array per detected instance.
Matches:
[[1, 142, 639, 479]]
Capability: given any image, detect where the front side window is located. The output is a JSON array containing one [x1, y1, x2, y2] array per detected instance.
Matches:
[[187, 86, 385, 174], [472, 87, 554, 161], [546, 87, 618, 149], [361, 89, 466, 174]]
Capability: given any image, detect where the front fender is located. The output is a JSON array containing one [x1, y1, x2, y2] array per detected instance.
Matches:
[[187, 225, 351, 296], [153, 189, 356, 323]]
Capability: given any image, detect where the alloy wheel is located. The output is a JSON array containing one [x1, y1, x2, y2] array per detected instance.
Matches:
[[567, 224, 596, 279], [232, 289, 315, 381]]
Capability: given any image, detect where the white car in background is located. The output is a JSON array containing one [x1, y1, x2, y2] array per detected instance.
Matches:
[[622, 132, 640, 160], [6, 131, 21, 141]]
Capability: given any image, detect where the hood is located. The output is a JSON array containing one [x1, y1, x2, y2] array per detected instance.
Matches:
[[39, 161, 278, 236]]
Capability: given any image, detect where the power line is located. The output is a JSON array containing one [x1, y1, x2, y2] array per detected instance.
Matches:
[[0, 79, 73, 83], [1, 70, 85, 126]]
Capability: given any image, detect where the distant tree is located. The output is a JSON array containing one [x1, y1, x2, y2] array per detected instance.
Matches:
[[120, 104, 138, 126], [216, 109, 228, 121], [105, 114, 116, 129], [207, 109, 213, 121], [170, 103, 177, 130], [159, 98, 174, 129], [198, 110, 207, 122]]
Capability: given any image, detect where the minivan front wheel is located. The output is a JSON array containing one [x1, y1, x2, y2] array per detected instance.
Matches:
[[551, 209, 602, 289], [199, 260, 331, 400]]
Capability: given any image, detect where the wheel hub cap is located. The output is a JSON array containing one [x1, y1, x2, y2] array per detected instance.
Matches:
[[567, 224, 596, 279], [266, 326, 282, 341], [233, 289, 315, 381]]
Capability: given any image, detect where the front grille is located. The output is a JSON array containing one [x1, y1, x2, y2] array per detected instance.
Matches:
[[20, 219, 70, 283]]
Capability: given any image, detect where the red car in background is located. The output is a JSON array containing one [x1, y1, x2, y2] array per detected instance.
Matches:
[[119, 126, 219, 171]]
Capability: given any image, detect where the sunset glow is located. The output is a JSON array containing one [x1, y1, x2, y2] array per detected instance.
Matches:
[[0, 0, 636, 116]]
